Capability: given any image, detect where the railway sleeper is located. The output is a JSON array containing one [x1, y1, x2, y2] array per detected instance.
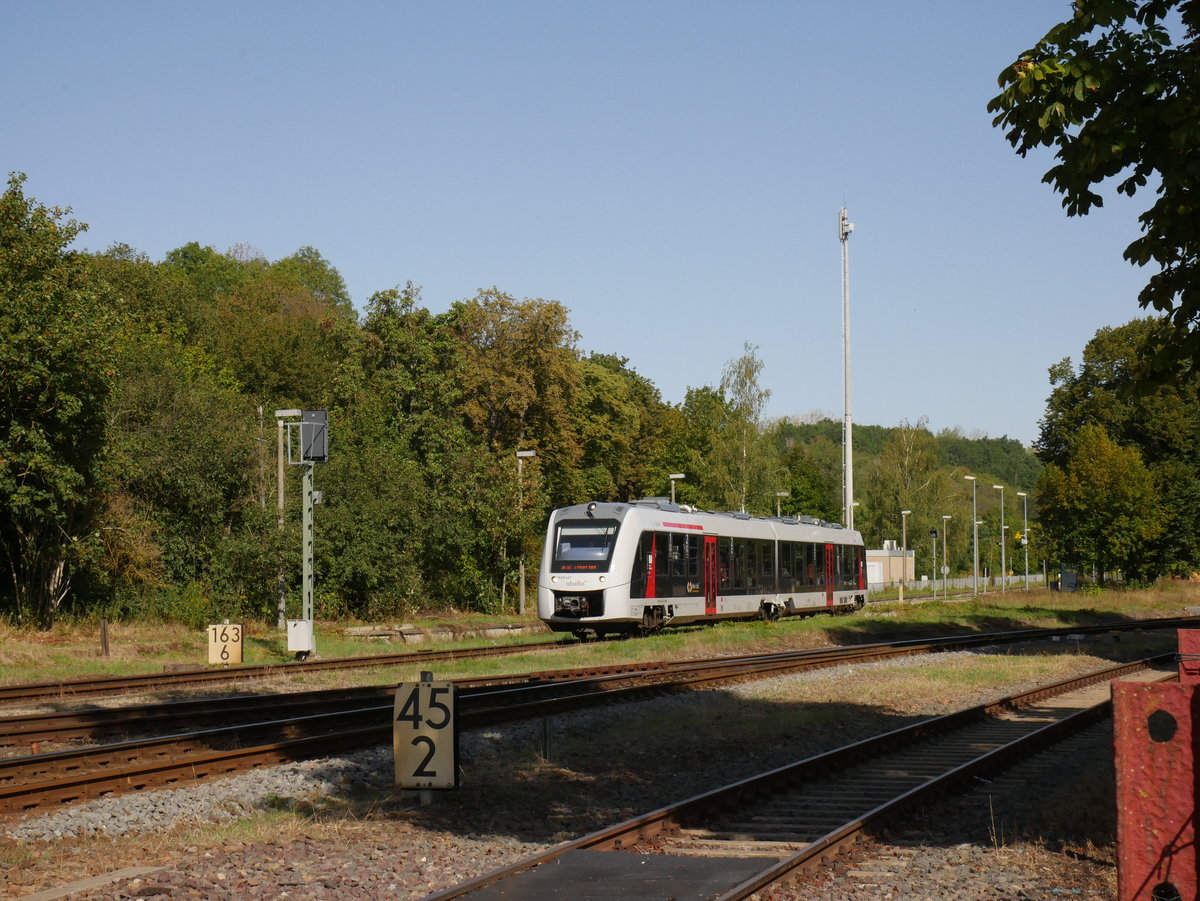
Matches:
[[757, 799, 884, 812], [658, 835, 802, 857], [677, 827, 816, 844]]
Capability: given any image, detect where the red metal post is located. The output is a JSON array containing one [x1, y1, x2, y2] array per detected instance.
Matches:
[[1114, 630, 1200, 901], [1179, 629, 1200, 685]]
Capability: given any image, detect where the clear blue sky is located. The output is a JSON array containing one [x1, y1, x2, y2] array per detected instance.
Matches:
[[4, 1, 1151, 447]]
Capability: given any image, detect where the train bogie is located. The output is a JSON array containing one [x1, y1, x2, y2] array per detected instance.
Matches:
[[538, 498, 866, 636]]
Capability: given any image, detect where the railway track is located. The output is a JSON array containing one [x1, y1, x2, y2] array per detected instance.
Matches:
[[0, 620, 1181, 818], [0, 634, 573, 705], [0, 638, 990, 814], [3, 612, 1192, 708], [0, 617, 1185, 752], [424, 655, 1173, 900]]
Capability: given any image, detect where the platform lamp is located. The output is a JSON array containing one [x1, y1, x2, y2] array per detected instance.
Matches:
[[669, 473, 685, 504], [942, 515, 951, 599], [993, 484, 1006, 592], [775, 491, 790, 518], [964, 475, 978, 597], [930, 527, 938, 598], [900, 510, 911, 603], [1017, 491, 1029, 591]]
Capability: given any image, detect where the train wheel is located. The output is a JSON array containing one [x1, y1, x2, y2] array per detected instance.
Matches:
[[640, 606, 666, 633], [758, 602, 781, 622]]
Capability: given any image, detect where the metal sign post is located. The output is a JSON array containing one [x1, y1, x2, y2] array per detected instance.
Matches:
[[280, 410, 328, 659], [302, 459, 314, 625]]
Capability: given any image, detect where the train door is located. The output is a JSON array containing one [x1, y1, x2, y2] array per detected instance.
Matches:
[[824, 543, 836, 606], [703, 536, 718, 615]]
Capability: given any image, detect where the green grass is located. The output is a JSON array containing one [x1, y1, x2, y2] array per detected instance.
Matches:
[[2, 582, 1196, 687]]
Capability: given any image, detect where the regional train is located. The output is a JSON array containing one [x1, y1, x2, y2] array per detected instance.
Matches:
[[537, 497, 867, 637]]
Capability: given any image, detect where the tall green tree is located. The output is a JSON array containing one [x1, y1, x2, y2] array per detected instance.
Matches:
[[1037, 423, 1163, 581], [777, 436, 841, 523], [0, 174, 117, 625], [573, 353, 670, 502], [205, 267, 355, 409], [102, 328, 262, 598], [162, 242, 248, 310], [659, 386, 728, 510], [1039, 317, 1199, 466], [858, 422, 958, 555], [711, 343, 778, 513], [270, 246, 354, 316], [1038, 316, 1200, 577], [445, 289, 583, 507], [988, 0, 1200, 383]]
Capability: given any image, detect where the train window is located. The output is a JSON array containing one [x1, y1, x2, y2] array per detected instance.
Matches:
[[779, 542, 795, 593], [654, 533, 670, 597], [684, 534, 701, 595], [719, 537, 743, 594], [733, 538, 750, 594], [756, 539, 775, 591], [629, 531, 702, 599], [669, 533, 700, 597], [552, 519, 620, 573], [834, 544, 863, 589], [807, 543, 821, 588]]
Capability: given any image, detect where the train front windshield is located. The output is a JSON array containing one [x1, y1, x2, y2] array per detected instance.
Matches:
[[551, 519, 620, 573]]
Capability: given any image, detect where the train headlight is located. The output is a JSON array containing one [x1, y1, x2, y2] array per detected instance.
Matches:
[[599, 576, 606, 583], [551, 576, 558, 583]]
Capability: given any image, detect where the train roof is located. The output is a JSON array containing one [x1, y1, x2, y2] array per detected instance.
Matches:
[[553, 498, 861, 540]]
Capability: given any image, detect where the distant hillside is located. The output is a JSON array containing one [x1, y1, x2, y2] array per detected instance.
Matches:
[[775, 419, 1041, 490]]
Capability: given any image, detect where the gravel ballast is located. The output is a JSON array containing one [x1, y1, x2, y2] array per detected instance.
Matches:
[[2, 649, 1134, 899]]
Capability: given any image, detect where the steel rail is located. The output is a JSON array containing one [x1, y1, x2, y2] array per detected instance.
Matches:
[[0, 633, 1054, 813], [420, 654, 1172, 900], [1, 613, 1194, 707], [1, 615, 1188, 749], [0, 643, 933, 806], [0, 636, 571, 704], [0, 620, 1187, 816]]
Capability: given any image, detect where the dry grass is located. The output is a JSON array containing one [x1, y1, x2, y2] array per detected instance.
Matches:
[[1, 581, 1194, 689], [0, 628, 1169, 899]]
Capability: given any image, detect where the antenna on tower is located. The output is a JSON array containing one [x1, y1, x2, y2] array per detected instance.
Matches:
[[839, 207, 854, 530]]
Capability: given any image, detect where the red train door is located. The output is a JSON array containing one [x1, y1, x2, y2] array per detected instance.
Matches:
[[703, 536, 718, 615], [824, 543, 836, 606]]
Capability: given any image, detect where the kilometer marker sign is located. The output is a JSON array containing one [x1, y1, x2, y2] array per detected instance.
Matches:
[[393, 680, 459, 789]]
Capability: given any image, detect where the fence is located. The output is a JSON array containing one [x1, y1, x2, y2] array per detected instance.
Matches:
[[868, 572, 1046, 595]]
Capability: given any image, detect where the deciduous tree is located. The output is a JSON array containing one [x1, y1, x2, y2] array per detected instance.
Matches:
[[1036, 424, 1163, 580], [711, 343, 778, 513], [988, 1, 1200, 382], [0, 174, 116, 625]]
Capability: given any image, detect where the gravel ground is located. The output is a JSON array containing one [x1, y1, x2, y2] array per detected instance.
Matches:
[[2, 650, 1129, 900]]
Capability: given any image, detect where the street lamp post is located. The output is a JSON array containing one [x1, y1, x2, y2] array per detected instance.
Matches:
[[1017, 491, 1030, 591], [974, 527, 984, 592], [964, 475, 978, 597], [900, 510, 911, 603], [517, 450, 536, 615], [775, 491, 790, 518], [930, 528, 938, 600], [993, 484, 1006, 592], [669, 473, 685, 504], [942, 515, 951, 599]]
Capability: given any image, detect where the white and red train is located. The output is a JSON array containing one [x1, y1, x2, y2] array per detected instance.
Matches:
[[537, 497, 867, 637]]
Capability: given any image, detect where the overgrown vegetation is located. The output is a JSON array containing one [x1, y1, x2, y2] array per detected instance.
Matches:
[[5, 160, 1200, 625]]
